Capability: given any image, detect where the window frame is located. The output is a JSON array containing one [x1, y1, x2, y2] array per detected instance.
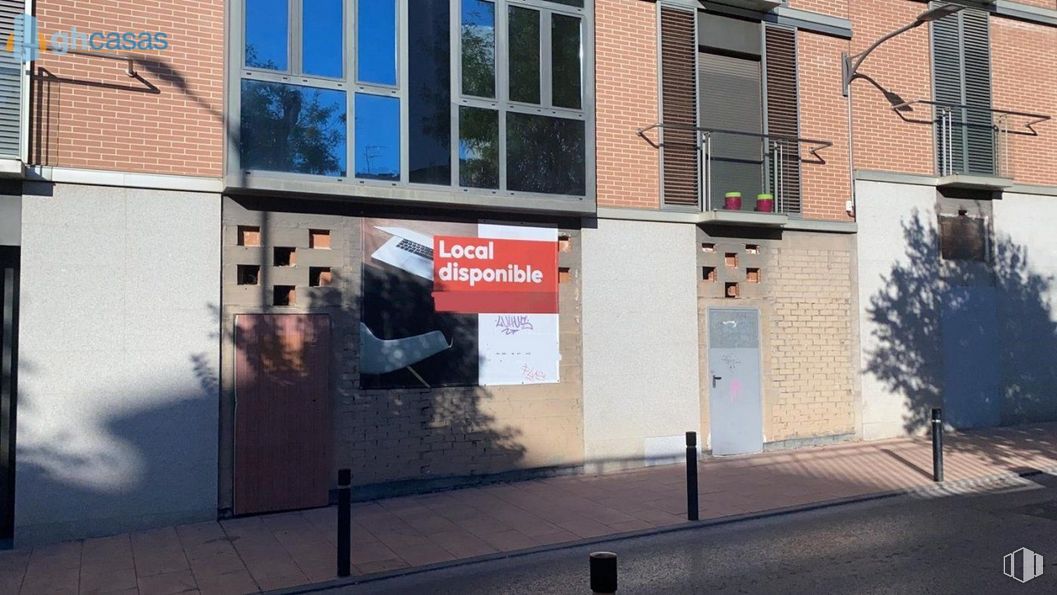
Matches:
[[226, 0, 596, 214]]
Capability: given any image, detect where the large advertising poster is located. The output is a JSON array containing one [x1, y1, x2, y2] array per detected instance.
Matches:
[[361, 219, 559, 388]]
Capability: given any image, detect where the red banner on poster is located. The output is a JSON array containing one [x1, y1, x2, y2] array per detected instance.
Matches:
[[432, 236, 558, 313]]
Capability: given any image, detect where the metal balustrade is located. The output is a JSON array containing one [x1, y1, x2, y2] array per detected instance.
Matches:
[[638, 123, 832, 213]]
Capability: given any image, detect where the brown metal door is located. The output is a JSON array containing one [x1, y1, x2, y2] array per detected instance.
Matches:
[[234, 314, 331, 515]]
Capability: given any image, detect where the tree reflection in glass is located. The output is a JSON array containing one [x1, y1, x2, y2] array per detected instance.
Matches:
[[461, 0, 495, 98], [507, 113, 585, 196], [508, 6, 540, 104], [551, 14, 582, 109], [240, 78, 347, 176], [459, 106, 498, 189]]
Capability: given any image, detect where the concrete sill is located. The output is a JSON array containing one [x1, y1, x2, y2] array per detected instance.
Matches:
[[936, 174, 1014, 191], [0, 158, 25, 179], [701, 210, 789, 227]]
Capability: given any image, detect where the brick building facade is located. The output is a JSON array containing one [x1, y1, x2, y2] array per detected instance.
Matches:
[[1, 0, 1056, 545]]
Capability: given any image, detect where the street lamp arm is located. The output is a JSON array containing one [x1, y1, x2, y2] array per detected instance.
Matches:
[[846, 20, 923, 79]]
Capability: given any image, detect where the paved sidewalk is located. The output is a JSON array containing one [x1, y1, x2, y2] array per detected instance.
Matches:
[[3, 423, 1057, 594]]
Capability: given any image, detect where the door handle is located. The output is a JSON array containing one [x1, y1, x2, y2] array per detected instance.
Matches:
[[712, 374, 722, 388]]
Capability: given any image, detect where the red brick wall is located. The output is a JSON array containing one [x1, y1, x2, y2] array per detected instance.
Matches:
[[786, 0, 848, 18], [991, 16, 1057, 186], [31, 0, 224, 177], [797, 31, 852, 221], [849, 0, 934, 176], [595, 0, 660, 209]]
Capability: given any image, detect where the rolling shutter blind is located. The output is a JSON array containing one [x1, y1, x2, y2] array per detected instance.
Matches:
[[660, 7, 699, 207], [764, 26, 801, 216], [0, 1, 22, 159], [932, 5, 993, 175], [698, 53, 763, 207]]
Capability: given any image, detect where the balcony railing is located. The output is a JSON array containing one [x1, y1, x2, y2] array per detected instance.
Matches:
[[890, 100, 1050, 179], [639, 123, 833, 215]]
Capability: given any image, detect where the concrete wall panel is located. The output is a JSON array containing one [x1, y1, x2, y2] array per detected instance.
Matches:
[[15, 183, 221, 545], [582, 219, 701, 463]]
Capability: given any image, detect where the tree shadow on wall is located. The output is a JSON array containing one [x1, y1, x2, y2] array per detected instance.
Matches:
[[864, 210, 1057, 467]]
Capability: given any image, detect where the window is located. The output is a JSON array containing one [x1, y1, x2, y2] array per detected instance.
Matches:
[[358, 0, 397, 85], [240, 80, 347, 176], [661, 10, 801, 213], [303, 0, 343, 78], [931, 5, 993, 176], [234, 0, 593, 202], [245, 0, 289, 70], [462, 0, 496, 98], [509, 6, 541, 104]]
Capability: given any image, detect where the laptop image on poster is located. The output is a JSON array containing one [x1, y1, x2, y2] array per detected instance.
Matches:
[[372, 226, 434, 280]]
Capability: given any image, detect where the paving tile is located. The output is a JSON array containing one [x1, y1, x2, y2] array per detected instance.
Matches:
[[137, 569, 198, 595], [0, 570, 24, 594], [477, 530, 536, 553], [428, 530, 497, 559], [20, 566, 79, 595], [79, 562, 139, 594], [349, 541, 401, 565], [194, 569, 260, 595], [396, 543, 455, 567], [81, 535, 134, 569], [354, 558, 409, 576], [131, 528, 190, 577], [27, 541, 82, 571], [528, 530, 581, 547], [0, 549, 30, 572]]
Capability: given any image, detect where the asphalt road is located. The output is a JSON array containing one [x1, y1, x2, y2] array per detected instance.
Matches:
[[320, 473, 1057, 594]]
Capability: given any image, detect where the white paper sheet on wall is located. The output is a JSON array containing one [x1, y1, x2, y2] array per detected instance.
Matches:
[[476, 223, 560, 385]]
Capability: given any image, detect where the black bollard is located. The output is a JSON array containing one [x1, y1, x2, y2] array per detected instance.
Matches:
[[931, 409, 944, 483], [590, 551, 618, 594], [337, 468, 351, 577], [686, 431, 699, 521]]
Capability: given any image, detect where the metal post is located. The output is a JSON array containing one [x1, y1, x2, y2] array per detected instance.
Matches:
[[337, 468, 351, 577], [686, 431, 699, 521], [931, 409, 944, 483], [590, 552, 618, 594]]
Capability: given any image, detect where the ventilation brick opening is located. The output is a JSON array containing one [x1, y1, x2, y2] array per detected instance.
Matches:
[[238, 226, 261, 247], [746, 244, 760, 254], [310, 267, 333, 287], [725, 282, 739, 298], [273, 285, 296, 306], [703, 266, 716, 282], [558, 235, 572, 253], [702, 243, 716, 253], [747, 268, 761, 284], [274, 247, 296, 267], [558, 267, 571, 283], [237, 265, 260, 286], [725, 253, 738, 268], [310, 229, 331, 249]]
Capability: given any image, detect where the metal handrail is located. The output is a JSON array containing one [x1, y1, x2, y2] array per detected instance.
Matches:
[[889, 101, 1050, 177], [637, 123, 833, 212]]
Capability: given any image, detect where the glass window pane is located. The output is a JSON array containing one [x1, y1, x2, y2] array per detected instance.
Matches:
[[509, 6, 540, 104], [355, 94, 400, 180], [240, 80, 347, 176], [551, 14, 582, 109], [303, 0, 343, 78], [507, 113, 585, 195], [246, 0, 288, 70], [461, 0, 495, 98], [358, 0, 397, 85], [409, 0, 451, 185], [459, 107, 498, 189]]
